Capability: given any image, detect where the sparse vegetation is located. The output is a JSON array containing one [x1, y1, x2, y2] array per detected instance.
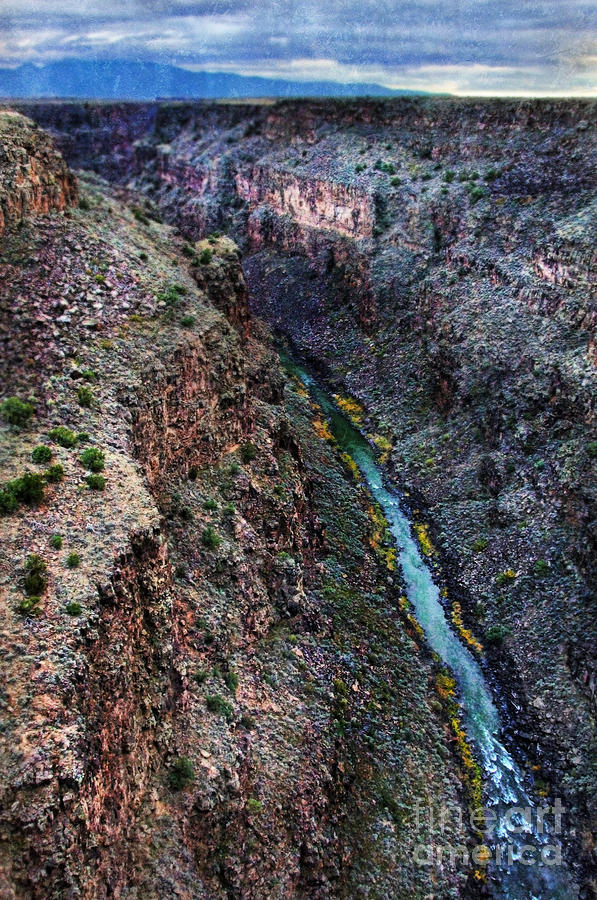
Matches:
[[199, 248, 213, 265], [80, 447, 105, 472], [44, 464, 64, 483], [18, 596, 41, 615], [86, 473, 106, 490], [496, 569, 516, 586], [77, 385, 94, 407], [66, 552, 81, 568], [240, 442, 257, 463], [206, 694, 234, 721], [168, 756, 195, 790], [24, 554, 48, 596], [485, 624, 511, 646], [32, 445, 53, 464], [202, 526, 222, 550], [66, 602, 82, 616], [0, 472, 45, 513], [1, 397, 34, 427], [49, 426, 77, 448]]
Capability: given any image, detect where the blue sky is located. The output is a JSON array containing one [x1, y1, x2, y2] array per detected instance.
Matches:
[[0, 0, 595, 95]]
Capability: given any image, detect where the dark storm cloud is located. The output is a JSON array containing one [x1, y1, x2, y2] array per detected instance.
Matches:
[[0, 0, 595, 94]]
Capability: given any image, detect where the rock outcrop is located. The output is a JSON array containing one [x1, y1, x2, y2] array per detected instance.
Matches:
[[0, 110, 77, 238]]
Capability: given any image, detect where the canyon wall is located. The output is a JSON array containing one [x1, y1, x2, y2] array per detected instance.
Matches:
[[0, 116, 479, 899], [15, 95, 595, 894]]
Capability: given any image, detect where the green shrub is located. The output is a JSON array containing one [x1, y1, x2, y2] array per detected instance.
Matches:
[[19, 472, 45, 504], [50, 534, 63, 550], [1, 397, 34, 427], [132, 206, 150, 225], [86, 474, 106, 491], [355, 163, 366, 173], [32, 445, 53, 464], [206, 694, 234, 721], [246, 798, 263, 813], [77, 431, 90, 443], [66, 602, 82, 615], [202, 526, 221, 550], [587, 441, 597, 459], [225, 671, 239, 694], [81, 370, 96, 382], [139, 251, 148, 262], [228, 462, 241, 476], [188, 466, 199, 480], [1, 472, 46, 510], [49, 426, 77, 448], [485, 168, 499, 182], [179, 506, 193, 522], [180, 315, 196, 327], [240, 713, 256, 730], [182, 243, 195, 258], [0, 485, 19, 514], [472, 537, 488, 552], [194, 669, 208, 684], [80, 448, 105, 472], [24, 554, 47, 595], [66, 552, 81, 568], [168, 756, 195, 790], [485, 624, 511, 645], [0, 472, 44, 512], [199, 248, 213, 265], [496, 569, 517, 586], [468, 185, 486, 203], [223, 503, 235, 516], [78, 197, 91, 210], [534, 559, 550, 576], [443, 170, 455, 183], [240, 442, 257, 463], [390, 176, 402, 187], [77, 386, 94, 408], [18, 596, 41, 615], [44, 464, 64, 483], [203, 498, 218, 511]]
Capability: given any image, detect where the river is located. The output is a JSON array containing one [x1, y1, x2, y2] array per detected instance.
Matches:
[[282, 351, 575, 900]]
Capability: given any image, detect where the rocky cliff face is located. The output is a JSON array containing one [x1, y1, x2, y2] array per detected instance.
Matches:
[[0, 115, 482, 899], [0, 110, 77, 239]]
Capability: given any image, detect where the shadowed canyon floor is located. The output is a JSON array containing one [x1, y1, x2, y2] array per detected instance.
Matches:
[[0, 100, 596, 898]]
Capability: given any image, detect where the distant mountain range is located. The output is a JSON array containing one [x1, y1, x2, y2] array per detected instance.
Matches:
[[0, 59, 426, 100]]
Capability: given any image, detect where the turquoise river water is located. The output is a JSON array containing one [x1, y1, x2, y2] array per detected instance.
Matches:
[[283, 352, 575, 900]]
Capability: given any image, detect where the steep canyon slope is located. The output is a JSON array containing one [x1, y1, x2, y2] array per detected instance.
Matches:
[[0, 110, 488, 898], [1, 99, 596, 896]]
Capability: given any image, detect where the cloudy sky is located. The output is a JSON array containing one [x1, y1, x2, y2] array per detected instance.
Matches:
[[0, 0, 595, 95]]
